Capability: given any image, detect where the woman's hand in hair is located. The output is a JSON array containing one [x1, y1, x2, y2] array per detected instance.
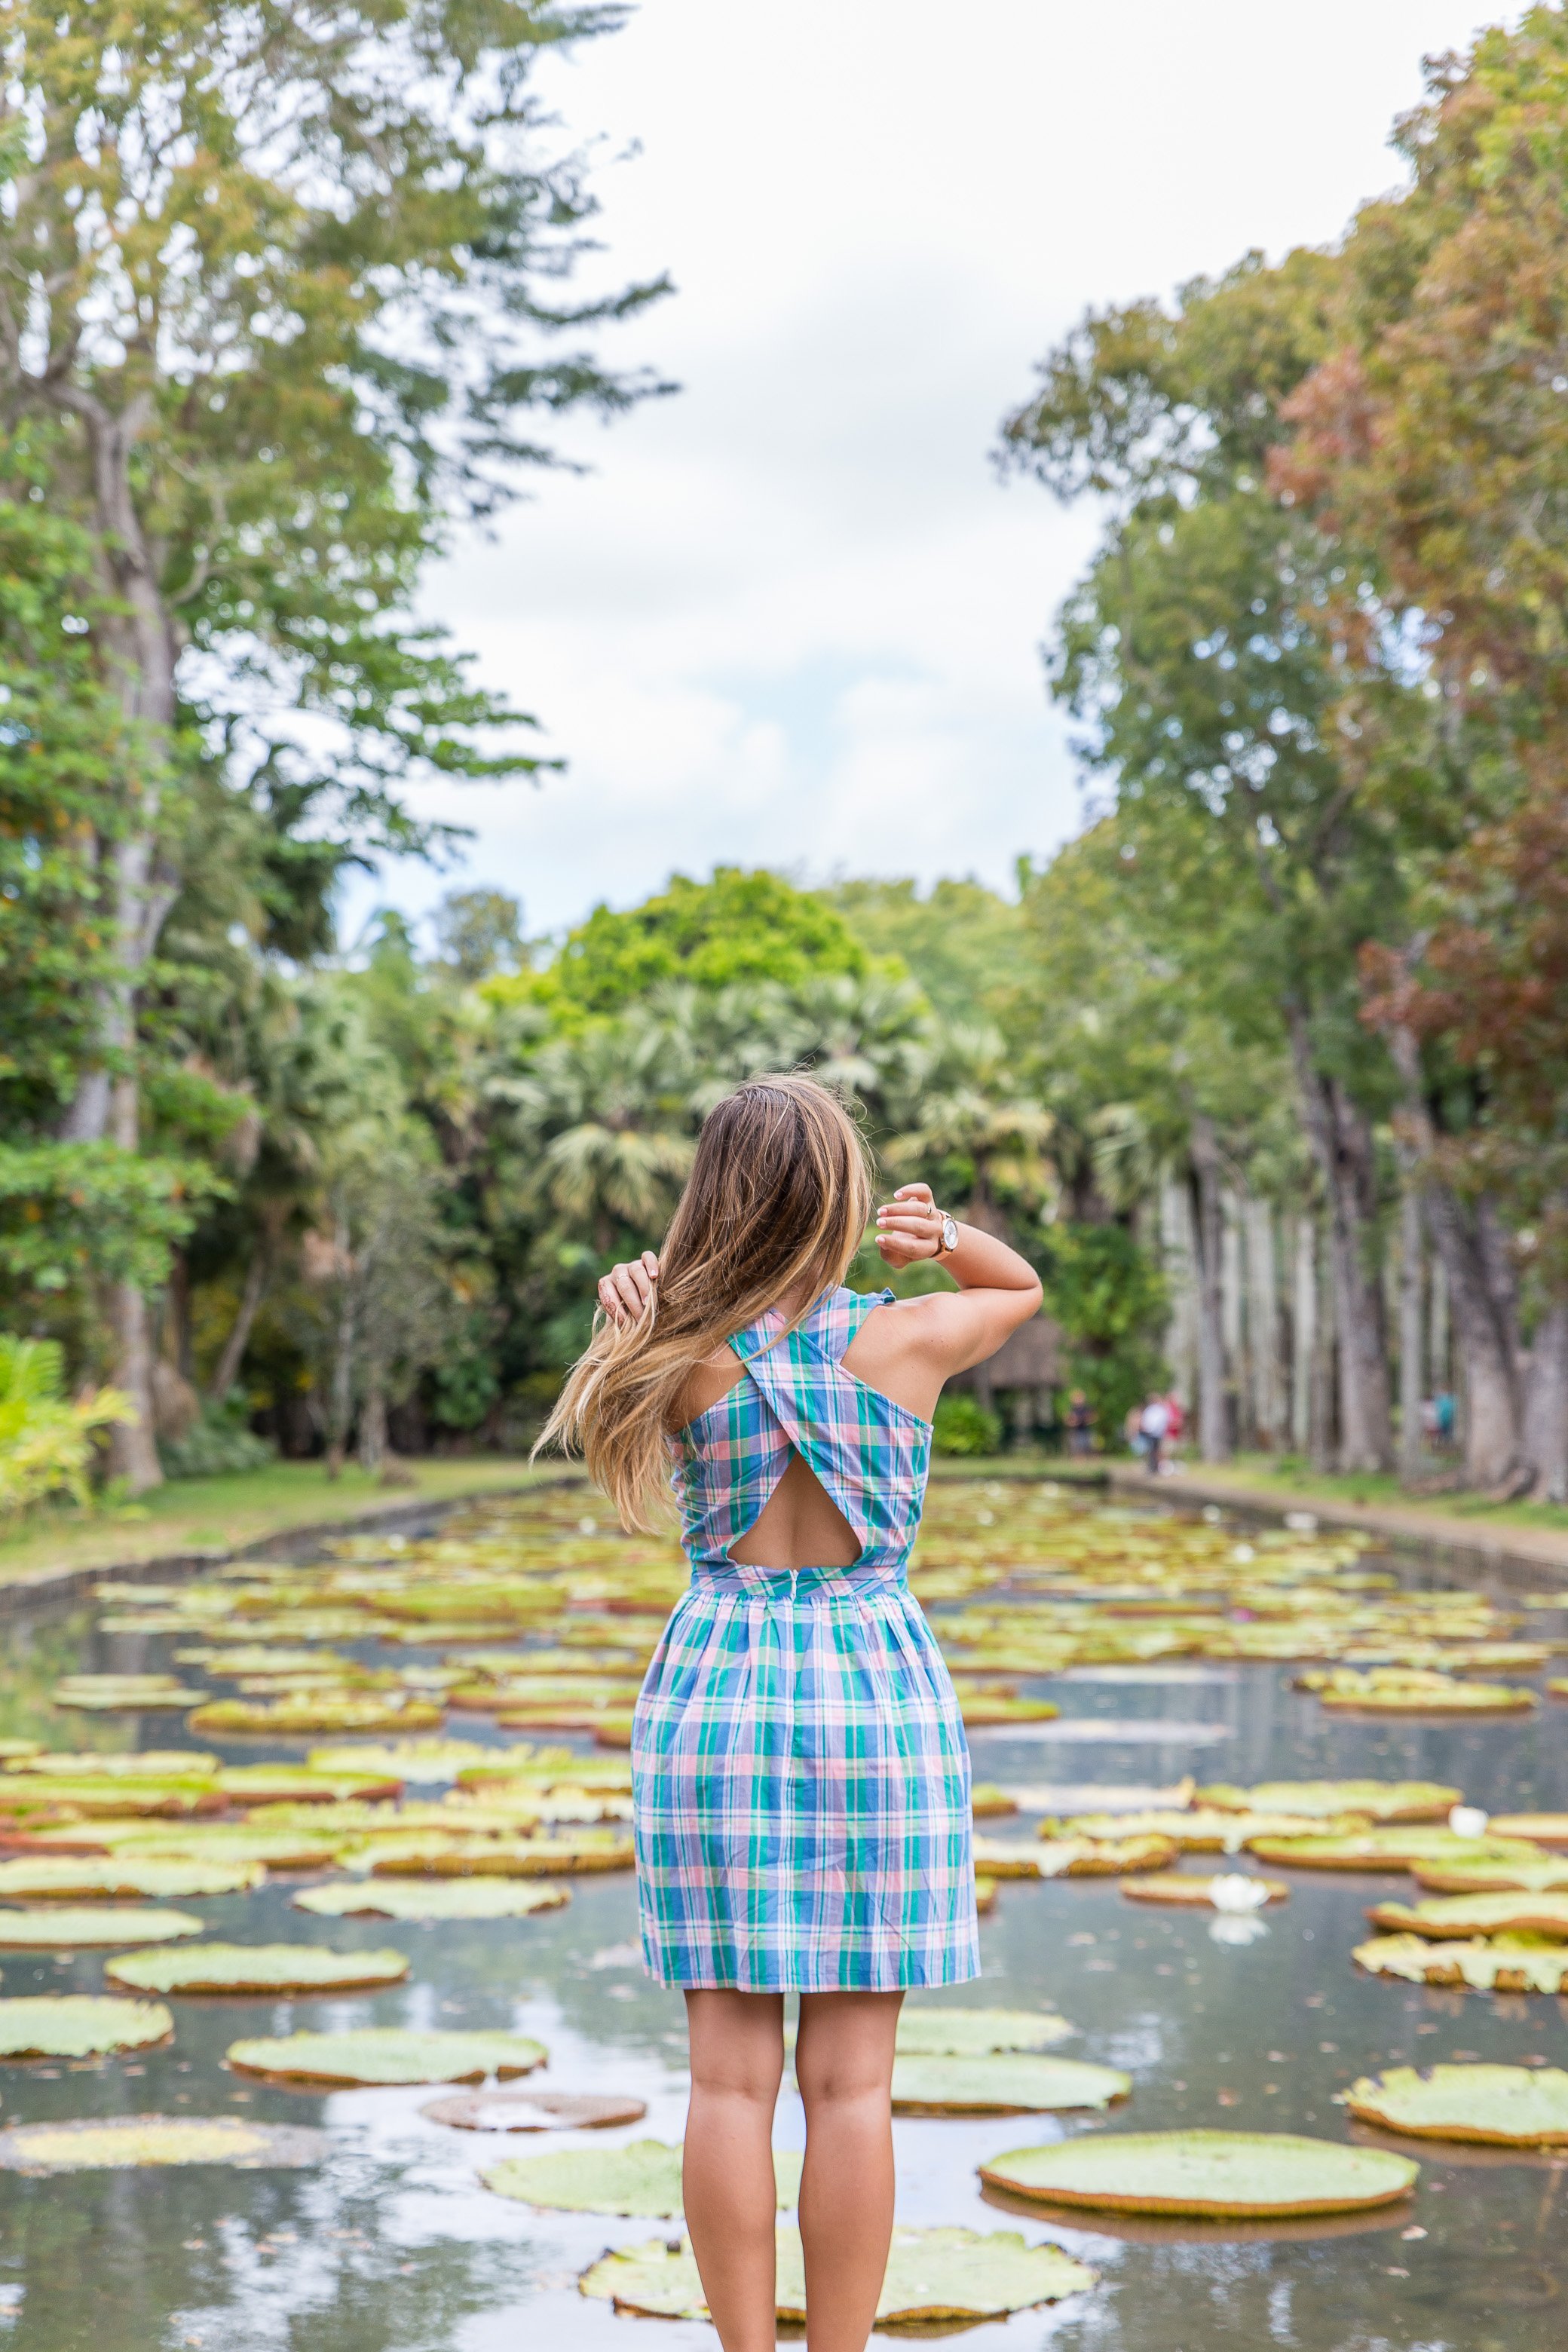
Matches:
[[874, 1182, 948, 1268], [598, 1251, 659, 1327]]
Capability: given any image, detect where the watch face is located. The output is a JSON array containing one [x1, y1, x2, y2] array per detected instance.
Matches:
[[942, 1215, 958, 1252]]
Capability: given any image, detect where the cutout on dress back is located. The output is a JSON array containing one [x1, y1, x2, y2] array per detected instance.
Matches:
[[727, 1447, 862, 1571]]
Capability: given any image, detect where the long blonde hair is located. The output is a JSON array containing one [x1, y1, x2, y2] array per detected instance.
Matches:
[[536, 1073, 874, 1531]]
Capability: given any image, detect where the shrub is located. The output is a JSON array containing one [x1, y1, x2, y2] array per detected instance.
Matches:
[[932, 1394, 1003, 1457], [0, 1337, 130, 1524], [159, 1392, 275, 1481]]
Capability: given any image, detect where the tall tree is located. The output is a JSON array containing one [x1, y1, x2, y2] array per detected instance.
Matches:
[[1000, 250, 1426, 1471], [0, 0, 666, 1481], [1277, 6, 1568, 1490]]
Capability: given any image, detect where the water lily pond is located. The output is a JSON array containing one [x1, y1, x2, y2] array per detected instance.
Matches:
[[0, 1472, 1561, 2352]]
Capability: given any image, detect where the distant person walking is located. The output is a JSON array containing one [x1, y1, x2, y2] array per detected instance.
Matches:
[[544, 1074, 1043, 2352], [1065, 1389, 1095, 1456], [1138, 1392, 1171, 1475]]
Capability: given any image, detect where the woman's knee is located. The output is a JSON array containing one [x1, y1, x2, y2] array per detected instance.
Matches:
[[686, 1991, 785, 2102], [794, 1992, 900, 2108]]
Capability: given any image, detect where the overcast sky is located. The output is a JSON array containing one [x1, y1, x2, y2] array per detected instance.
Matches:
[[345, 1, 1521, 948]]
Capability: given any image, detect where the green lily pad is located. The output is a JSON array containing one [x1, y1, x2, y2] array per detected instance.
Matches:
[[896, 2007, 1073, 2056], [1354, 1932, 1568, 1993], [0, 1856, 264, 1899], [106, 1943, 409, 1995], [1034, 1834, 1181, 1877], [0, 1779, 221, 1820], [0, 2115, 328, 2170], [970, 1783, 1018, 1818], [580, 2226, 1095, 2322], [0, 1744, 41, 1763], [1367, 1891, 1568, 1940], [958, 1695, 1061, 1725], [1489, 1812, 1568, 1846], [1122, 1872, 1289, 1907], [0, 1995, 173, 2059], [1410, 1856, 1568, 1894], [292, 1878, 571, 1921], [369, 1832, 634, 1876], [1343, 2064, 1568, 2147], [1248, 1830, 1544, 1872], [0, 1908, 204, 1947], [1197, 1781, 1460, 1822], [53, 1678, 207, 1712], [188, 1697, 445, 1736], [227, 2026, 548, 2085], [485, 2139, 803, 2218], [1307, 1673, 1536, 1714], [1047, 1808, 1367, 1851], [891, 2053, 1128, 2114], [979, 2130, 1419, 2216], [215, 1766, 403, 1805], [305, 1739, 503, 1782], [5, 1752, 219, 1781]]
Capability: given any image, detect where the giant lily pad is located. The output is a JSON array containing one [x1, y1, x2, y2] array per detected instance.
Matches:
[[1303, 1672, 1536, 1715], [958, 1696, 1061, 1726], [891, 2053, 1128, 2115], [227, 2026, 547, 2085], [1354, 1932, 1568, 1993], [305, 1739, 500, 1782], [188, 1696, 444, 1736], [1034, 1834, 1181, 1877], [292, 1878, 570, 1921], [52, 1676, 209, 1713], [5, 1752, 219, 1780], [484, 2139, 803, 2218], [0, 1779, 222, 1821], [0, 1908, 204, 1947], [1410, 1855, 1568, 1895], [0, 2115, 327, 2170], [978, 2130, 1418, 2216], [1046, 1808, 1366, 1851], [896, 2007, 1073, 2056], [0, 1995, 173, 2059], [1343, 2064, 1568, 2147], [1248, 1830, 1544, 1872], [106, 1943, 409, 1995], [1198, 1781, 1460, 1822], [1366, 1891, 1568, 1940], [0, 1856, 264, 1899], [423, 2089, 646, 2132], [580, 2226, 1095, 2322], [1489, 1813, 1568, 1847], [1122, 1872, 1288, 1907], [215, 1766, 403, 1805], [369, 1832, 633, 1876]]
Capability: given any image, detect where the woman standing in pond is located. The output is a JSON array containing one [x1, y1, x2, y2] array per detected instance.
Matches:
[[542, 1074, 1042, 2352]]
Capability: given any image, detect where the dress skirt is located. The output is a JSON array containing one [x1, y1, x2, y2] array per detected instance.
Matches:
[[631, 1559, 980, 1992]]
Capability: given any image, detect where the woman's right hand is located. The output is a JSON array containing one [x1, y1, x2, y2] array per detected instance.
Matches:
[[598, 1251, 659, 1326]]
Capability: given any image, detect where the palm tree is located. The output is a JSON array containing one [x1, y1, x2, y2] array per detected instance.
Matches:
[[495, 1012, 695, 1252]]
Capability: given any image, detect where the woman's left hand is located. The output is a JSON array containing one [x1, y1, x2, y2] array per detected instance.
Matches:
[[598, 1251, 659, 1325], [875, 1182, 948, 1268]]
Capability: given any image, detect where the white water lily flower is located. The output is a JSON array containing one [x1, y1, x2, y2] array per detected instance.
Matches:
[[1209, 1874, 1271, 1914], [1447, 1805, 1489, 1839]]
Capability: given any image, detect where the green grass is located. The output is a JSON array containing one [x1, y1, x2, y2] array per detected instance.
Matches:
[[0, 1456, 573, 1591]]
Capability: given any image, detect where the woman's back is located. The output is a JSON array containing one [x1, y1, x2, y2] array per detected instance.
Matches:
[[671, 1285, 930, 1575]]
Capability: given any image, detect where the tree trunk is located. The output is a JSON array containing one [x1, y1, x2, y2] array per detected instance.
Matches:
[[1385, 1025, 1522, 1489], [53, 393, 181, 1493], [1521, 1299, 1568, 1503], [1285, 1018, 1393, 1472], [357, 1381, 387, 1474], [1398, 1179, 1425, 1487], [1290, 1211, 1315, 1455], [326, 1204, 357, 1480], [208, 1248, 271, 1404], [1245, 1195, 1281, 1449], [1187, 1119, 1229, 1462]]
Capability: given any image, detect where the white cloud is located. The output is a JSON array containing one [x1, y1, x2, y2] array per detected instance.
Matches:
[[344, 0, 1522, 943]]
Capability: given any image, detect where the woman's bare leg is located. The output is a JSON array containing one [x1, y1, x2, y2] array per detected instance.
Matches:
[[683, 1989, 786, 2352], [794, 1990, 903, 2352]]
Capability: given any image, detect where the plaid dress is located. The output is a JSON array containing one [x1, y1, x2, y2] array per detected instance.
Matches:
[[631, 1286, 979, 1992]]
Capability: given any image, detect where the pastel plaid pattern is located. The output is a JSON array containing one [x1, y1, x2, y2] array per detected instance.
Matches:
[[632, 1287, 979, 1992]]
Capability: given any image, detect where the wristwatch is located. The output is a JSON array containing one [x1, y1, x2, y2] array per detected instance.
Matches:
[[936, 1212, 959, 1257]]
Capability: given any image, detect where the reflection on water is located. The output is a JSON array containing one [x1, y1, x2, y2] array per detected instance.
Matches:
[[0, 1484, 1560, 2352]]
